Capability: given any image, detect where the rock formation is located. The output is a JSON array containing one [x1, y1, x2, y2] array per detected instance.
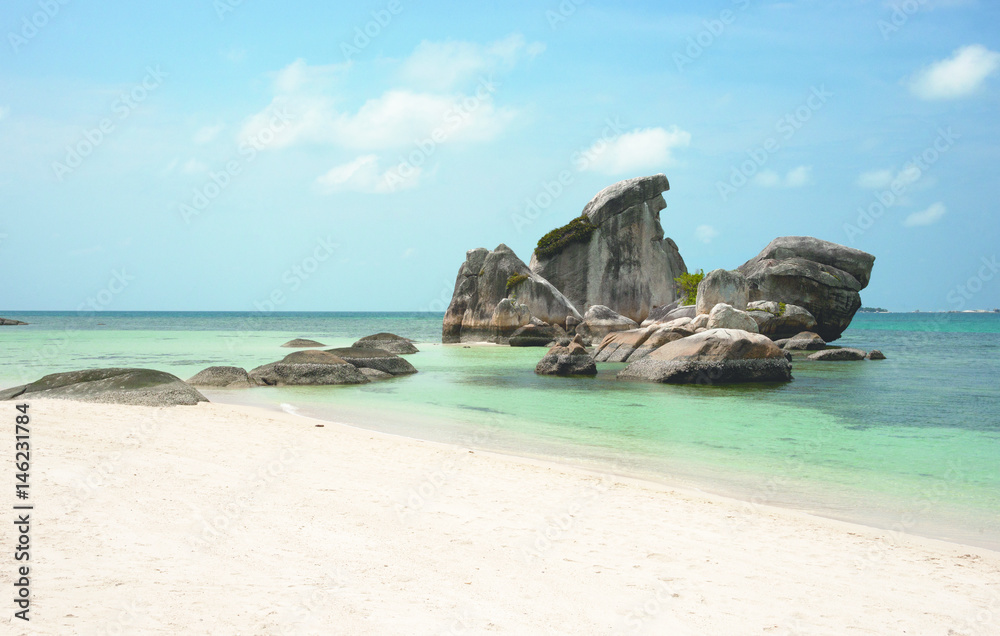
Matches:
[[249, 351, 369, 386], [529, 174, 686, 323], [576, 305, 639, 342], [535, 337, 597, 376], [0, 368, 208, 406], [442, 244, 582, 343], [695, 269, 749, 316], [187, 366, 253, 388], [774, 331, 826, 351], [352, 333, 418, 354], [807, 348, 867, 361], [737, 237, 875, 342], [509, 323, 566, 347], [281, 338, 325, 348], [746, 301, 818, 339], [325, 348, 417, 376], [706, 304, 759, 333], [617, 328, 792, 384], [0, 318, 28, 326]]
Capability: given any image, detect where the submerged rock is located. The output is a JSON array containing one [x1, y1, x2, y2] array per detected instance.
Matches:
[[737, 236, 875, 342], [618, 328, 792, 384], [529, 174, 687, 323], [352, 332, 419, 355], [325, 347, 417, 375], [775, 331, 826, 351], [866, 349, 887, 360], [0, 368, 208, 406], [249, 351, 369, 386], [281, 338, 325, 348], [187, 366, 252, 388], [807, 348, 867, 361], [535, 340, 597, 376], [443, 244, 582, 343], [0, 317, 28, 326]]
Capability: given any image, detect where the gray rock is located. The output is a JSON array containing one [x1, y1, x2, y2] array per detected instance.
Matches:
[[662, 305, 697, 322], [443, 244, 582, 343], [360, 368, 395, 380], [325, 347, 417, 375], [706, 303, 759, 333], [187, 366, 252, 388], [618, 328, 792, 384], [249, 351, 369, 386], [738, 236, 875, 342], [579, 305, 639, 341], [689, 313, 710, 330], [646, 300, 681, 324], [509, 323, 567, 347], [0, 317, 28, 326], [594, 326, 689, 363], [776, 331, 826, 351], [0, 368, 208, 406], [352, 332, 419, 355], [535, 341, 597, 376], [807, 348, 867, 361], [529, 174, 687, 323], [696, 269, 750, 316], [281, 338, 326, 348], [866, 349, 887, 360], [746, 303, 818, 339]]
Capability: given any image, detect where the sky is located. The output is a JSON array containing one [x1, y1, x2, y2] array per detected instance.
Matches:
[[1, 0, 999, 312]]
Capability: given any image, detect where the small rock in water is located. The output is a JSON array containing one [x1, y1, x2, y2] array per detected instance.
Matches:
[[866, 349, 886, 360]]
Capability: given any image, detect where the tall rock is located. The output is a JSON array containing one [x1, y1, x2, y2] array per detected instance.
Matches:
[[737, 236, 875, 342], [528, 174, 686, 324], [443, 244, 582, 343]]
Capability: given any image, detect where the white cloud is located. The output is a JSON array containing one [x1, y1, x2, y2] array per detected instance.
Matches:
[[315, 155, 422, 194], [271, 58, 350, 93], [193, 124, 224, 145], [181, 158, 208, 175], [580, 127, 691, 175], [909, 44, 1000, 100], [754, 166, 811, 188], [399, 33, 544, 90], [857, 165, 922, 191], [903, 202, 947, 227], [695, 225, 718, 244]]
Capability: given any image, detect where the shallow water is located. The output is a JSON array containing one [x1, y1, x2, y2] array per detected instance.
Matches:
[[2, 310, 998, 549]]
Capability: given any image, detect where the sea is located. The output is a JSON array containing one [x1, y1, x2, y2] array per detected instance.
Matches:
[[2, 310, 998, 550]]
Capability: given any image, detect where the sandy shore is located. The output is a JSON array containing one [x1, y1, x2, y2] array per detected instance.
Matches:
[[7, 399, 999, 635]]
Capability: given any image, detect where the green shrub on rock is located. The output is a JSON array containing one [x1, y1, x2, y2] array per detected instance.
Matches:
[[673, 269, 704, 305]]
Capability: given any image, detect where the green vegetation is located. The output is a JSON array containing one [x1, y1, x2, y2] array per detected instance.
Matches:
[[535, 214, 597, 259], [673, 269, 705, 305], [778, 302, 787, 316], [506, 273, 529, 295]]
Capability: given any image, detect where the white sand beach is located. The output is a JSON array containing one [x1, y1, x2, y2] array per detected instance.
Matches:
[[10, 399, 1000, 635]]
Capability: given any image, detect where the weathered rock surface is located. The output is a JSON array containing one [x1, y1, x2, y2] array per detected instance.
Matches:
[[578, 305, 639, 342], [706, 304, 759, 333], [0, 368, 208, 406], [352, 333, 418, 355], [645, 300, 681, 324], [529, 175, 687, 323], [746, 302, 818, 339], [618, 329, 792, 384], [509, 323, 566, 347], [249, 351, 369, 386], [325, 347, 417, 375], [187, 366, 252, 388], [807, 348, 867, 361], [689, 313, 710, 331], [535, 341, 597, 376], [696, 269, 750, 316], [0, 317, 28, 326], [360, 368, 394, 380], [595, 325, 690, 363], [281, 338, 325, 348], [738, 237, 875, 342], [775, 331, 827, 351], [663, 305, 697, 322], [443, 244, 582, 343], [866, 350, 886, 360]]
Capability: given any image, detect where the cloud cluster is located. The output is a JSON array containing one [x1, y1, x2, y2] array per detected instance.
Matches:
[[753, 165, 811, 188], [903, 202, 947, 227], [580, 127, 691, 175], [909, 44, 1000, 100]]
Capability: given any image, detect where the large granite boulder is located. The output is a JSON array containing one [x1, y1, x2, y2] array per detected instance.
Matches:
[[577, 305, 639, 342], [737, 237, 875, 342], [352, 332, 418, 355], [535, 340, 597, 376], [618, 328, 792, 384], [662, 305, 697, 322], [187, 366, 252, 388], [249, 351, 369, 386], [807, 348, 867, 361], [746, 301, 818, 339], [0, 368, 208, 406], [443, 244, 582, 343], [594, 325, 688, 363], [0, 317, 28, 326], [325, 347, 417, 375], [509, 323, 566, 347], [774, 331, 826, 351], [529, 174, 687, 323], [645, 300, 681, 324], [706, 303, 759, 333], [695, 269, 750, 316], [281, 338, 325, 348]]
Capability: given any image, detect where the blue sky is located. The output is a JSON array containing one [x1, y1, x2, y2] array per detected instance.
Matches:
[[1, 0, 998, 312]]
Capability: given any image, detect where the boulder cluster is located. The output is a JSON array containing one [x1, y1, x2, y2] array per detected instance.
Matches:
[[443, 174, 883, 384]]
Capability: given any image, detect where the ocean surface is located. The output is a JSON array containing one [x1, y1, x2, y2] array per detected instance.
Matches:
[[2, 310, 998, 549]]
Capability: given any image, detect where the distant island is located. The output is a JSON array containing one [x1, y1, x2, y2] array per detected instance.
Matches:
[[858, 307, 889, 313]]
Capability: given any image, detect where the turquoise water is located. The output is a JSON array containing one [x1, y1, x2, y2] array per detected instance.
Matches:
[[1, 311, 998, 549]]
